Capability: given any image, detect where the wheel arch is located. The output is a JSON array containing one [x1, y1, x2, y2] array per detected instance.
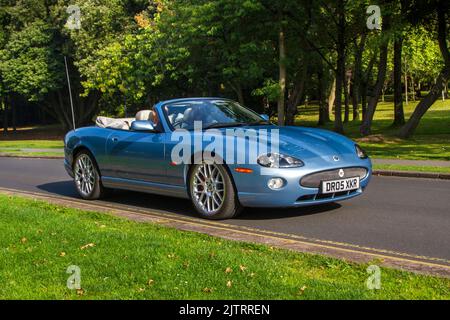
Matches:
[[184, 152, 239, 201], [72, 145, 103, 177]]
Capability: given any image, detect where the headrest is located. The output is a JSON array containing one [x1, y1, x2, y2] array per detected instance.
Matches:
[[135, 110, 156, 122]]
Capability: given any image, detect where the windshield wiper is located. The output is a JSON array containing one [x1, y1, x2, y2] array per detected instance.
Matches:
[[204, 122, 247, 129], [247, 120, 272, 126]]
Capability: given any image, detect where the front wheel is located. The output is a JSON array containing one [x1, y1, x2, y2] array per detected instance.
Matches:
[[189, 163, 242, 220], [73, 151, 105, 200]]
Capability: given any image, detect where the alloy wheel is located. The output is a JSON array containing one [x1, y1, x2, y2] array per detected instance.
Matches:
[[192, 164, 226, 215], [74, 154, 96, 197]]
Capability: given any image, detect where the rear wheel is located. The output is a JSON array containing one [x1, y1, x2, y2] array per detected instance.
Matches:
[[73, 151, 105, 200], [189, 163, 242, 220]]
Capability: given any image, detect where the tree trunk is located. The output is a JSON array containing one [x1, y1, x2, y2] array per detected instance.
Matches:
[[11, 96, 17, 133], [393, 37, 405, 126], [285, 67, 307, 126], [350, 83, 358, 121], [2, 97, 7, 134], [360, 86, 366, 121], [334, 0, 345, 134], [360, 34, 389, 136], [277, 28, 287, 126], [344, 73, 350, 123], [237, 88, 244, 106], [399, 6, 449, 138], [351, 35, 366, 122], [404, 57, 408, 105], [444, 82, 448, 99], [399, 67, 449, 138], [360, 53, 376, 121], [79, 91, 101, 125], [327, 77, 336, 117], [318, 63, 330, 125], [229, 82, 245, 106]]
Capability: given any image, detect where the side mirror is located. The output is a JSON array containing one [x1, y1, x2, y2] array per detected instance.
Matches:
[[260, 114, 270, 121], [131, 120, 156, 132]]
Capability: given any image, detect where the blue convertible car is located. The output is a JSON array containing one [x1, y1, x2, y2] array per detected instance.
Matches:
[[64, 98, 372, 219]]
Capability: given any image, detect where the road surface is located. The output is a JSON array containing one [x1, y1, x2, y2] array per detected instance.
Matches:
[[0, 157, 449, 263]]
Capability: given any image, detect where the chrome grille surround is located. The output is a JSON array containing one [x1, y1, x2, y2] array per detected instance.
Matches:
[[300, 167, 368, 188]]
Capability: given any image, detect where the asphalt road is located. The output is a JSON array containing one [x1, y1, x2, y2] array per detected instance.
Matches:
[[0, 157, 449, 262]]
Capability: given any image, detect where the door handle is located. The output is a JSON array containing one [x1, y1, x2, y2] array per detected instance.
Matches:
[[111, 137, 119, 143]]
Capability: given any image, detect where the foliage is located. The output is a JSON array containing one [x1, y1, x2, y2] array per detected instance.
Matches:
[[0, 20, 63, 101], [0, 0, 447, 136], [403, 26, 444, 84]]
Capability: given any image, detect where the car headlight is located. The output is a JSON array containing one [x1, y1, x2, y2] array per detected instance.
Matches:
[[355, 144, 368, 159], [257, 153, 304, 168]]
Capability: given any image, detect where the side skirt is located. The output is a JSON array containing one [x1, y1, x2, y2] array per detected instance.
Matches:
[[102, 176, 189, 199]]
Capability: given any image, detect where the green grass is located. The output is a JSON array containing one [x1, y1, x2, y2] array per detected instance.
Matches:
[[0, 140, 64, 149], [0, 150, 63, 157], [0, 195, 448, 300], [373, 164, 450, 174], [295, 100, 450, 160], [0, 140, 64, 157], [357, 135, 450, 161]]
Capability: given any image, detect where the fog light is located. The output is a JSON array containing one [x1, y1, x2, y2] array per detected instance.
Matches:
[[268, 178, 285, 190]]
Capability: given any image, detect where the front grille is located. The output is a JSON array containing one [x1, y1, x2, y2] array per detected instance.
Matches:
[[300, 167, 368, 188], [296, 189, 358, 202]]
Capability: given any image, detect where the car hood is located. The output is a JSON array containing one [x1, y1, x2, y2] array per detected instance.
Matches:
[[240, 125, 359, 165]]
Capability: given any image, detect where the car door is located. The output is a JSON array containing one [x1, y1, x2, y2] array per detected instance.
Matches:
[[105, 129, 166, 184]]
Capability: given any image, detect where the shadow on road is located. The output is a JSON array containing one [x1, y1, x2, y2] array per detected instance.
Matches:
[[37, 181, 342, 220], [242, 203, 342, 220], [37, 180, 79, 197]]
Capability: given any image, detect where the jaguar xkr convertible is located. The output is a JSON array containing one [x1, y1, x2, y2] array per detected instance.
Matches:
[[64, 98, 372, 220]]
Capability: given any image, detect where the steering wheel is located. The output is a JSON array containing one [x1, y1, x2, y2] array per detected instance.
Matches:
[[171, 119, 185, 129]]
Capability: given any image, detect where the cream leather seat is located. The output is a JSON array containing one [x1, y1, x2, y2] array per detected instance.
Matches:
[[135, 110, 156, 122]]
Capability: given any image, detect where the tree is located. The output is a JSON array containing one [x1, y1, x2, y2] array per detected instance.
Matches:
[[333, 0, 346, 133], [277, 26, 286, 126], [360, 6, 392, 136], [399, 0, 449, 138], [391, 0, 409, 126], [393, 36, 405, 126], [0, 0, 143, 130], [0, 20, 64, 126]]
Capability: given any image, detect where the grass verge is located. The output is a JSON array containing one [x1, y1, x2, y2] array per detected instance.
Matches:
[[0, 140, 64, 157], [295, 100, 450, 161], [0, 151, 63, 158], [0, 194, 448, 300], [373, 164, 450, 174], [0, 140, 64, 149]]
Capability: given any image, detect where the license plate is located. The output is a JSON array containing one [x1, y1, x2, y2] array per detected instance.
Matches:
[[321, 177, 360, 194]]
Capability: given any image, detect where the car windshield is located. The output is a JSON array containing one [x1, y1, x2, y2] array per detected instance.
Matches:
[[163, 99, 268, 130]]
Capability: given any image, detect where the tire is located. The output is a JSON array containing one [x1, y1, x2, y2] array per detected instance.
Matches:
[[73, 150, 106, 200], [189, 163, 243, 220]]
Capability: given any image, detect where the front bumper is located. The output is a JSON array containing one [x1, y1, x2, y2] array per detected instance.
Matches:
[[64, 158, 74, 178], [231, 160, 372, 208]]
